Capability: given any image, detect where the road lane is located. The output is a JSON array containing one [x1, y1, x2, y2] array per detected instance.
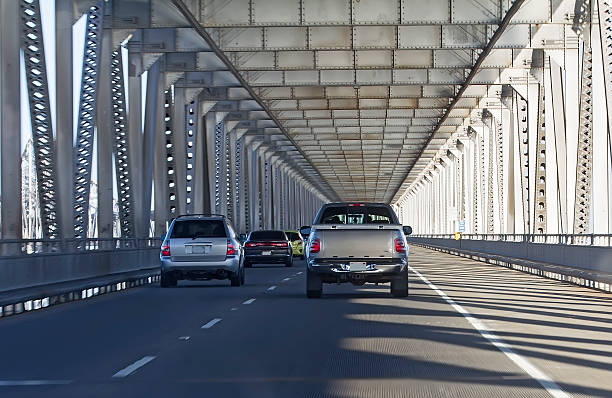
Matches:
[[0, 248, 610, 397]]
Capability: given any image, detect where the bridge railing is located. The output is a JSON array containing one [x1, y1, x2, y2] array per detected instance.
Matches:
[[410, 234, 612, 247], [0, 238, 159, 257]]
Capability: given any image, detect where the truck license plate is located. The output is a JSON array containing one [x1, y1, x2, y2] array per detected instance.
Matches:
[[349, 262, 367, 271], [262, 250, 272, 256]]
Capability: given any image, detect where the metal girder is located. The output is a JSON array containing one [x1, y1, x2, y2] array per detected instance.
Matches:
[[574, 43, 594, 234], [516, 91, 530, 233], [73, 2, 103, 238], [21, 0, 62, 239], [110, 49, 136, 237]]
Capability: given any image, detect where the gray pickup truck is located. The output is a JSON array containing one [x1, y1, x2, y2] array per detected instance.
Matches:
[[301, 203, 412, 298]]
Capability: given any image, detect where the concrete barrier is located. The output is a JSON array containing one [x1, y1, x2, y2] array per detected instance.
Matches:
[[0, 248, 160, 293]]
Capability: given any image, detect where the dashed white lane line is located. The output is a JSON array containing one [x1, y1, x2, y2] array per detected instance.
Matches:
[[0, 380, 72, 386], [296, 272, 303, 275], [112, 356, 156, 378], [201, 318, 222, 329], [267, 286, 277, 291], [408, 265, 571, 398], [178, 336, 190, 341], [282, 278, 291, 282], [243, 298, 256, 305]]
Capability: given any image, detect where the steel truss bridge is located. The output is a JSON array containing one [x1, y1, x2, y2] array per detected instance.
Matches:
[[0, 1, 611, 397]]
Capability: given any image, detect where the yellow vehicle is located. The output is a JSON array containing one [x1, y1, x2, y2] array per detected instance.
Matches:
[[285, 230, 305, 260]]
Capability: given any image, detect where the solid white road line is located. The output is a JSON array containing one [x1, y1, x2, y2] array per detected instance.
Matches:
[[243, 298, 256, 305], [408, 265, 571, 398], [112, 356, 156, 378], [201, 318, 222, 329], [267, 286, 277, 291], [0, 380, 72, 386]]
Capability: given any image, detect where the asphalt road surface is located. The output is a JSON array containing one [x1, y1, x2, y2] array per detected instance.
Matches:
[[0, 246, 610, 398]]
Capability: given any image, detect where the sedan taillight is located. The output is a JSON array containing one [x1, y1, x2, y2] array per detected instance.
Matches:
[[310, 238, 321, 253], [227, 240, 236, 256], [395, 238, 406, 253], [161, 244, 171, 257], [245, 242, 255, 248]]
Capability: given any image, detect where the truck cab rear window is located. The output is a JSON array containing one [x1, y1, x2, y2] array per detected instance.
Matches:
[[320, 207, 393, 224], [171, 220, 227, 238]]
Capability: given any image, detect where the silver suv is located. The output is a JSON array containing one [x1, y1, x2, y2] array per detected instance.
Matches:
[[160, 215, 245, 287]]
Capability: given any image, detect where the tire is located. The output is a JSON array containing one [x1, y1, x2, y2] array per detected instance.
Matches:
[[306, 268, 322, 298], [230, 270, 242, 287], [300, 255, 305, 260], [160, 272, 177, 288], [244, 260, 252, 268], [285, 257, 293, 267], [240, 266, 245, 285], [390, 268, 408, 298]]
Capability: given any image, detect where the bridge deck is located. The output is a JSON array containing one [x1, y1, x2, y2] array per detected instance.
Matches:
[[0, 247, 610, 398]]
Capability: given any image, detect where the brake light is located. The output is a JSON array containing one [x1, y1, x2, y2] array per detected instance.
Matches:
[[348, 203, 365, 206], [227, 241, 236, 256], [245, 242, 255, 248], [310, 238, 321, 253], [395, 238, 406, 253], [271, 242, 288, 247], [161, 244, 171, 257]]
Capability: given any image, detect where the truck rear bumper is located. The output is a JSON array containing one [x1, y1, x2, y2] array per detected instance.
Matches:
[[308, 259, 407, 283]]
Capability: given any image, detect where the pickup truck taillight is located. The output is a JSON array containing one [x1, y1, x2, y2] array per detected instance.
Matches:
[[310, 238, 321, 253], [161, 244, 171, 257], [227, 241, 236, 256], [394, 238, 406, 253]]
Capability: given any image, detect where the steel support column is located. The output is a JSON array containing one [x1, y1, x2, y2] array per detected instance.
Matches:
[[55, 0, 74, 238], [0, 0, 22, 241], [127, 45, 144, 236]]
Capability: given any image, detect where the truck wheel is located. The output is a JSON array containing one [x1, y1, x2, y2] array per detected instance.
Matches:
[[306, 269, 322, 298], [160, 272, 177, 288], [391, 268, 408, 297]]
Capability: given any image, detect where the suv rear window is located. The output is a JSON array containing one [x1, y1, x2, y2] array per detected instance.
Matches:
[[285, 232, 300, 241], [171, 220, 227, 238], [319, 206, 394, 224], [249, 231, 287, 240]]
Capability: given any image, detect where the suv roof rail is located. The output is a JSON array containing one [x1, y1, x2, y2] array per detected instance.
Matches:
[[175, 214, 226, 219]]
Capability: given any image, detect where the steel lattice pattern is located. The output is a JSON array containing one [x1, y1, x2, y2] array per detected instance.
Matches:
[[21, 0, 62, 239], [574, 44, 594, 234], [516, 93, 531, 233], [185, 100, 198, 213], [164, 90, 178, 221], [110, 49, 135, 237], [72, 3, 103, 238]]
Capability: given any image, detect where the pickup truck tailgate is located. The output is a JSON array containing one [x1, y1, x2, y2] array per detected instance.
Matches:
[[314, 226, 399, 259]]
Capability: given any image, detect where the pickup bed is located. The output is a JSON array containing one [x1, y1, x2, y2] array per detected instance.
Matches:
[[303, 203, 410, 298]]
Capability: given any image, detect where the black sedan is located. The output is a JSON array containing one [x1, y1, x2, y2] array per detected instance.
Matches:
[[243, 230, 293, 268]]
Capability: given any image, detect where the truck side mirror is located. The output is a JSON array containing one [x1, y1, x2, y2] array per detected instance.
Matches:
[[299, 226, 311, 238], [402, 226, 413, 236]]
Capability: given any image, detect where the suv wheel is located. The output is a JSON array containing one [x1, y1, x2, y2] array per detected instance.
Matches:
[[230, 268, 243, 287], [390, 268, 408, 297], [160, 272, 177, 288], [306, 268, 322, 298]]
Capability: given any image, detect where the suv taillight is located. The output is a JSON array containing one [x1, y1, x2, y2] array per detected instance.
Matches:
[[310, 238, 321, 253], [395, 238, 406, 253], [227, 241, 236, 256], [161, 244, 171, 257]]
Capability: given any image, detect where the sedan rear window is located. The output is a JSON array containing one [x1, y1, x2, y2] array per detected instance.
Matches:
[[249, 231, 287, 240], [285, 232, 300, 241], [319, 206, 394, 224], [171, 220, 227, 238]]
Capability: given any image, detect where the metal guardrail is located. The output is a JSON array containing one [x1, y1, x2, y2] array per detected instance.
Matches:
[[411, 234, 612, 247], [0, 238, 159, 257]]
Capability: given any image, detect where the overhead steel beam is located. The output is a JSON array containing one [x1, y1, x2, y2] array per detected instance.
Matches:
[[170, 0, 338, 202], [390, 0, 527, 204]]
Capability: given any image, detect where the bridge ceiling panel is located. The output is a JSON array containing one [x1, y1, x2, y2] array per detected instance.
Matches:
[[123, 0, 573, 202]]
